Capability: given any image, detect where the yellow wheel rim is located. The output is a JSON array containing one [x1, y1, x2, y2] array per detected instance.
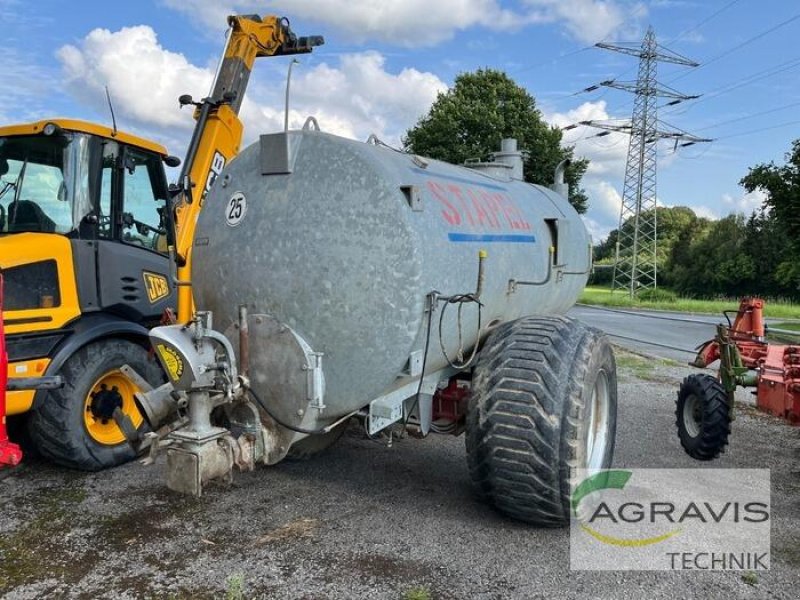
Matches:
[[83, 369, 144, 445]]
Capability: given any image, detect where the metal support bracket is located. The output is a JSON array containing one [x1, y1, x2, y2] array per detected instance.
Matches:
[[304, 351, 325, 411]]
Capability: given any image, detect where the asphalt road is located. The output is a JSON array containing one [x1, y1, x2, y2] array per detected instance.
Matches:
[[568, 305, 724, 363]]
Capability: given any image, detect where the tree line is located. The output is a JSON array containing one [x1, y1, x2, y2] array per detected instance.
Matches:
[[592, 139, 800, 300]]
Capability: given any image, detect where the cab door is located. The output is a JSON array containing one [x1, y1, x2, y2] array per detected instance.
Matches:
[[95, 143, 175, 326]]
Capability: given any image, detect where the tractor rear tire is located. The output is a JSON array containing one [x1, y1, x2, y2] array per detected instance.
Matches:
[[28, 339, 162, 471], [466, 316, 617, 526], [676, 373, 731, 460]]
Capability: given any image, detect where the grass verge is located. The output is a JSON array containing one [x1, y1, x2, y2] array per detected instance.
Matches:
[[580, 286, 800, 320]]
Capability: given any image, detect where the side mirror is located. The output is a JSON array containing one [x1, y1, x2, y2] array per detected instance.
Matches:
[[164, 155, 181, 168]]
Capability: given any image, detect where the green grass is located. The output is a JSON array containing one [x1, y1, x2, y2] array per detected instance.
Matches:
[[774, 321, 800, 331], [224, 574, 245, 600], [580, 286, 800, 320], [403, 587, 432, 600], [615, 350, 678, 382], [741, 571, 759, 586]]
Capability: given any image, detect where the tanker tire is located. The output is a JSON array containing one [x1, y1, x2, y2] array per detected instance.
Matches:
[[286, 420, 349, 460], [676, 373, 731, 461], [28, 339, 162, 471], [466, 316, 617, 526]]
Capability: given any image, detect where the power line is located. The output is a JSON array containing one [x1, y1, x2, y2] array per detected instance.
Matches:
[[665, 0, 743, 46], [664, 55, 800, 115], [668, 12, 800, 83], [694, 100, 800, 132], [715, 118, 800, 140], [514, 46, 592, 75]]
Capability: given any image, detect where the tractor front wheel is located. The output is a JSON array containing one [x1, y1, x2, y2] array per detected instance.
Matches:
[[28, 339, 162, 471]]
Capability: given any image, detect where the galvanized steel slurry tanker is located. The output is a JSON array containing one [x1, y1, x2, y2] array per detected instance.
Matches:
[[131, 129, 617, 525]]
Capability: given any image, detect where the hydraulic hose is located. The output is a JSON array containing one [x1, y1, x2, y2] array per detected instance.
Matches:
[[246, 387, 348, 436]]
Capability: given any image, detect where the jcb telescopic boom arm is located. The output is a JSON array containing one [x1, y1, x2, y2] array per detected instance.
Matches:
[[173, 15, 323, 322]]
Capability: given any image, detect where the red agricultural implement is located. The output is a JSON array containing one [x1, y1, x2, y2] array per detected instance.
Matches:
[[1, 274, 23, 468], [1, 274, 62, 469], [676, 297, 800, 460]]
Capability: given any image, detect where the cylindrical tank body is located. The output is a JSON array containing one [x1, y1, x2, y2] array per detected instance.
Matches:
[[193, 131, 591, 427]]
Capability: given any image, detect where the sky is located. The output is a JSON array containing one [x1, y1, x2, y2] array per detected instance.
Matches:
[[1, 0, 797, 241]]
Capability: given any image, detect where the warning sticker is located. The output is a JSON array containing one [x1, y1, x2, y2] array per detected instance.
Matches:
[[156, 344, 184, 382]]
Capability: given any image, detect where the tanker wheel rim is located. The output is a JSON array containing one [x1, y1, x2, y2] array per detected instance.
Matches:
[[83, 369, 144, 446], [682, 393, 702, 439], [586, 368, 611, 471]]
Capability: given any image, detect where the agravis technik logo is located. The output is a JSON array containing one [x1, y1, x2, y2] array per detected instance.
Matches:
[[570, 469, 771, 571]]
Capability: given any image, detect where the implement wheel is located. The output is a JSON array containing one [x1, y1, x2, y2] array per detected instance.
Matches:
[[28, 339, 162, 471], [466, 316, 617, 526], [676, 373, 731, 461]]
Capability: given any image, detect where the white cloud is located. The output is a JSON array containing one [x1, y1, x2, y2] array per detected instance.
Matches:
[[523, 0, 642, 44], [159, 0, 536, 46], [586, 179, 622, 220], [720, 189, 767, 216], [547, 100, 630, 178], [289, 51, 447, 143], [691, 205, 718, 220], [56, 25, 446, 153], [158, 0, 642, 46], [581, 215, 612, 242], [58, 26, 212, 130]]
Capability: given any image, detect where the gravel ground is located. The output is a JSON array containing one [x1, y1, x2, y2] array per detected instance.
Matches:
[[1, 351, 798, 599]]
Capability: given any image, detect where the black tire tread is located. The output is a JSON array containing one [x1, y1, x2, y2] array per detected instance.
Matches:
[[676, 373, 731, 461], [466, 316, 616, 526]]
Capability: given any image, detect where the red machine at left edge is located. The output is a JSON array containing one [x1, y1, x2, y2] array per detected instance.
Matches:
[[1, 273, 23, 467]]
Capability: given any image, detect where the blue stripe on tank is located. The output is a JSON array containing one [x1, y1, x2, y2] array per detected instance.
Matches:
[[448, 233, 536, 243]]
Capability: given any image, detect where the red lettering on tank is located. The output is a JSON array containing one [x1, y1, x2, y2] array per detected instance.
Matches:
[[425, 178, 532, 233], [427, 181, 461, 225], [478, 190, 502, 228], [448, 185, 475, 226], [467, 188, 491, 227], [514, 202, 532, 231], [493, 194, 519, 229]]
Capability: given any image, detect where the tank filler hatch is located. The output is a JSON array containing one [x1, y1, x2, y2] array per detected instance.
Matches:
[[463, 138, 525, 181]]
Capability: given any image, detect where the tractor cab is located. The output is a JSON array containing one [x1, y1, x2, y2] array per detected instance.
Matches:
[[0, 120, 177, 335], [0, 120, 174, 246]]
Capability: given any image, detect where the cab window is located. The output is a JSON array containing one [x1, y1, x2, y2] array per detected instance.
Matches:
[[0, 133, 90, 235], [121, 148, 168, 252], [97, 141, 117, 240]]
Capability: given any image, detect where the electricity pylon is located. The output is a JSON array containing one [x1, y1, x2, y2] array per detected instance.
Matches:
[[567, 27, 711, 297]]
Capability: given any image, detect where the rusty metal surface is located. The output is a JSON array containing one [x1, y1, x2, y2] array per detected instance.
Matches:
[[193, 131, 591, 430]]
